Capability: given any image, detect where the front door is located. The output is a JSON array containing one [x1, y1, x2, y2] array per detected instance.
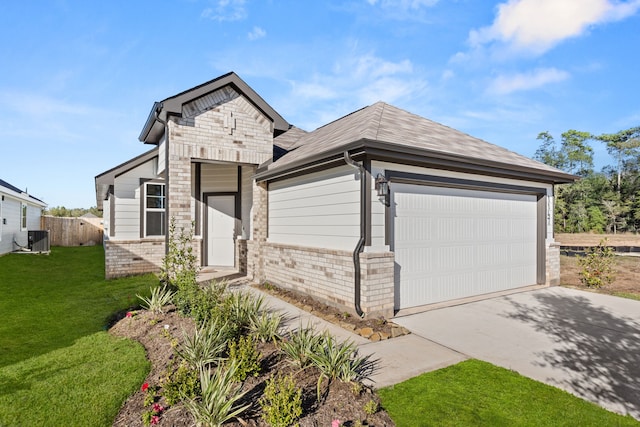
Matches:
[[206, 195, 235, 267]]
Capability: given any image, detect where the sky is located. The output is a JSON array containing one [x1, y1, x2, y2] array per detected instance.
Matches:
[[1, 0, 639, 209]]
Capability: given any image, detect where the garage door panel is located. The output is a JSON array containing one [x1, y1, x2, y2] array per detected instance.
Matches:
[[393, 183, 538, 310]]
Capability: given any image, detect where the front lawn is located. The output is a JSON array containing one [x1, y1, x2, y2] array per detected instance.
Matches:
[[0, 246, 157, 425], [379, 359, 639, 426], [0, 332, 149, 426], [0, 246, 157, 367]]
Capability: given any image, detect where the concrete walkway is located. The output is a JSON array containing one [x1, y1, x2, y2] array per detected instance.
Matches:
[[248, 286, 467, 389], [199, 271, 467, 389], [201, 272, 640, 418], [393, 287, 640, 420]]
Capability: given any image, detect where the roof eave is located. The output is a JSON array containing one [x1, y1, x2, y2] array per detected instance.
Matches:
[[255, 139, 578, 184]]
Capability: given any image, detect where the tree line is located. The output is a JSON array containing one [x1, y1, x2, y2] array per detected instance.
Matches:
[[44, 206, 102, 218], [533, 126, 640, 234]]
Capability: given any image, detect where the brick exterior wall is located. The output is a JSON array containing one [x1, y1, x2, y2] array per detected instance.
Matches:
[[167, 87, 273, 266], [105, 237, 203, 279], [247, 181, 268, 281], [261, 241, 396, 318], [546, 241, 561, 286], [359, 251, 395, 318], [105, 238, 165, 279]]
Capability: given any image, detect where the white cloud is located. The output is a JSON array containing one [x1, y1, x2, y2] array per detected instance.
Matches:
[[201, 0, 247, 22], [470, 0, 640, 54], [284, 52, 427, 130], [248, 26, 266, 40], [487, 68, 570, 95]]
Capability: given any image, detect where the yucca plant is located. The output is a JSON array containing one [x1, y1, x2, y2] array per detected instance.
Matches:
[[177, 318, 230, 369], [309, 333, 374, 401], [137, 284, 175, 314], [279, 326, 322, 368], [250, 311, 283, 343], [182, 362, 250, 427], [225, 291, 264, 336]]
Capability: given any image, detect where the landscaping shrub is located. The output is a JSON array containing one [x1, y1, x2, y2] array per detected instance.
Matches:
[[161, 361, 200, 406], [309, 333, 373, 401], [182, 363, 250, 427], [137, 284, 175, 314], [228, 335, 261, 381], [259, 373, 303, 427], [578, 239, 616, 289], [280, 326, 322, 368], [176, 317, 230, 369], [250, 311, 283, 343]]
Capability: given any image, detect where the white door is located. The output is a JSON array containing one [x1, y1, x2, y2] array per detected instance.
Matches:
[[207, 195, 236, 267], [393, 183, 538, 310]]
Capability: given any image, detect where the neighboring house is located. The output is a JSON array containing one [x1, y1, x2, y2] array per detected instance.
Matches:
[[96, 72, 576, 317], [0, 179, 47, 255]]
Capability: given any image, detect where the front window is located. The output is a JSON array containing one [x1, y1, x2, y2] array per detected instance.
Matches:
[[21, 204, 27, 230], [145, 183, 165, 236]]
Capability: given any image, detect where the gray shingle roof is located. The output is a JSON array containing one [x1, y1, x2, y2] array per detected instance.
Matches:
[[261, 102, 575, 182]]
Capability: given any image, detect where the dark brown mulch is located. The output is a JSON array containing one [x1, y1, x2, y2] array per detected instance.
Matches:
[[109, 307, 395, 427], [256, 283, 410, 341]]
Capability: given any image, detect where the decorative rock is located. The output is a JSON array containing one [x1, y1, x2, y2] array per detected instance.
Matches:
[[370, 333, 381, 342], [302, 305, 314, 312], [359, 327, 374, 338], [391, 326, 404, 338], [379, 332, 390, 340], [340, 322, 356, 331]]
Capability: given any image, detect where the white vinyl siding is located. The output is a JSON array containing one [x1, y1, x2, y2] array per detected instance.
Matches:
[[393, 183, 537, 309], [113, 158, 157, 239], [157, 136, 166, 175], [0, 195, 44, 255], [268, 166, 360, 251], [201, 163, 238, 193]]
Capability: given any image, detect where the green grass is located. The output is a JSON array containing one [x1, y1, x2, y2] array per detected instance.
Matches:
[[379, 359, 639, 427], [612, 292, 640, 301], [0, 246, 158, 425], [0, 246, 157, 367], [0, 333, 149, 427]]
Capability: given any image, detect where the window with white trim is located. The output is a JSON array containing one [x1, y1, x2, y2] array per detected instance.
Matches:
[[0, 197, 3, 241], [21, 203, 27, 230], [145, 183, 165, 236]]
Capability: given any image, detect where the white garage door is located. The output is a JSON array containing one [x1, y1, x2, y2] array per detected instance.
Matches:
[[393, 183, 538, 310]]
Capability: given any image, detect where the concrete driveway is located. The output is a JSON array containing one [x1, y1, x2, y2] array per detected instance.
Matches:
[[393, 287, 640, 420]]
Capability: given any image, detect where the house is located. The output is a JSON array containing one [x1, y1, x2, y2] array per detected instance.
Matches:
[[0, 179, 47, 255], [95, 72, 576, 317]]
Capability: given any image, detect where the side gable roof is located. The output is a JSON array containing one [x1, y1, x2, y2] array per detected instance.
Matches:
[[94, 147, 159, 209], [256, 102, 577, 184], [0, 178, 47, 206], [139, 72, 290, 144]]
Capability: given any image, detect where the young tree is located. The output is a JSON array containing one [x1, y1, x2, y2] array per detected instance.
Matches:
[[561, 130, 594, 176], [596, 126, 640, 194], [534, 131, 567, 169]]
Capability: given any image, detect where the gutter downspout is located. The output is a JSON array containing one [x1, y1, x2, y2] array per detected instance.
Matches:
[[154, 105, 170, 253], [343, 151, 365, 318]]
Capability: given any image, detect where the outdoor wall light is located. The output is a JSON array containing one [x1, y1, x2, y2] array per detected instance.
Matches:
[[375, 174, 389, 206]]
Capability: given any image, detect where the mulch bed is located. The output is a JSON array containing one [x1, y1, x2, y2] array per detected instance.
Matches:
[[256, 283, 410, 341], [109, 307, 395, 426]]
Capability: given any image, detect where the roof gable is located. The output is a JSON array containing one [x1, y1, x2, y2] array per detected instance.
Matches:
[[140, 72, 289, 144]]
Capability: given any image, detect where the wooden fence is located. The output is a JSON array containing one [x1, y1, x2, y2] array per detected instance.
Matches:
[[40, 215, 104, 247]]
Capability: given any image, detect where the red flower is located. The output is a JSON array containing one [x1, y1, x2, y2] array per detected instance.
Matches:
[[152, 403, 164, 413], [141, 382, 149, 392], [126, 312, 132, 318], [150, 415, 160, 425]]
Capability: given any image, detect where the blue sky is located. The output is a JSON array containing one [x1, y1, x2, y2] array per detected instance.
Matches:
[[2, 0, 639, 208]]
